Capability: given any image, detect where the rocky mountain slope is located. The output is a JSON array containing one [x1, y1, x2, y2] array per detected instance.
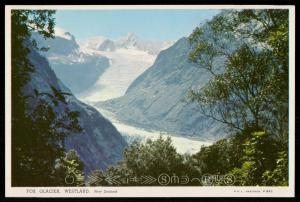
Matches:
[[32, 32, 110, 94], [23, 48, 128, 174], [97, 37, 225, 141]]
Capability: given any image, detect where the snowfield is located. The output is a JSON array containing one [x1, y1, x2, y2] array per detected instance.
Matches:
[[77, 47, 157, 102], [76, 32, 173, 102]]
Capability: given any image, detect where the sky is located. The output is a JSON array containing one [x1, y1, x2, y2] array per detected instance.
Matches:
[[55, 9, 220, 42]]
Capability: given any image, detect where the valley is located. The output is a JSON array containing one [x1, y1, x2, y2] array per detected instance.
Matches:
[[34, 30, 218, 154], [93, 105, 212, 154], [11, 8, 290, 188]]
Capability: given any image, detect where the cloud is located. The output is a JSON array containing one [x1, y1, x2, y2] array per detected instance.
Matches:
[[54, 26, 72, 40]]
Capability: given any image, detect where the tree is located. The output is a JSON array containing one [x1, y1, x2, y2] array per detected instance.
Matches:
[[11, 10, 55, 95], [229, 131, 278, 186], [94, 136, 189, 186], [11, 10, 84, 186], [89, 132, 287, 186], [191, 138, 242, 177], [187, 9, 289, 186], [262, 150, 288, 186], [14, 92, 82, 186], [188, 10, 289, 141]]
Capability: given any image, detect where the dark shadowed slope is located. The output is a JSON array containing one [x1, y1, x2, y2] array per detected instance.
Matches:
[[23, 49, 127, 174]]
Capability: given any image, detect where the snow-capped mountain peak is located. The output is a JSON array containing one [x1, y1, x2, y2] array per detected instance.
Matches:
[[79, 36, 107, 50], [79, 33, 173, 55]]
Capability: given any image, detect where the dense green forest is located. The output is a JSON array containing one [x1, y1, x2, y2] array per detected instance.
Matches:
[[11, 9, 288, 186]]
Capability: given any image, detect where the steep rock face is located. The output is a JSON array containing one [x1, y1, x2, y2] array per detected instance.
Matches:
[[32, 31, 79, 56], [32, 32, 110, 94], [48, 53, 110, 95], [97, 37, 225, 141], [97, 39, 116, 51], [23, 49, 127, 174]]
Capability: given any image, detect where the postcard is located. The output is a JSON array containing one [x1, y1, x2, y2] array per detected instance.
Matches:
[[5, 5, 295, 197]]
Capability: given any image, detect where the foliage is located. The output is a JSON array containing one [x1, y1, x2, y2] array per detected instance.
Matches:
[[13, 90, 83, 186], [191, 137, 243, 176], [11, 10, 55, 94], [88, 136, 190, 186], [262, 150, 288, 186], [229, 131, 278, 185], [11, 10, 84, 186], [184, 9, 289, 187], [188, 9, 289, 141], [89, 130, 287, 186]]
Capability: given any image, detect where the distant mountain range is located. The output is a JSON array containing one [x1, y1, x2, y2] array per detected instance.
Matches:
[[80, 32, 173, 55], [33, 30, 173, 98]]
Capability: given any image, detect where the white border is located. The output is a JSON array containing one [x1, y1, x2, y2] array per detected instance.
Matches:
[[5, 5, 295, 198]]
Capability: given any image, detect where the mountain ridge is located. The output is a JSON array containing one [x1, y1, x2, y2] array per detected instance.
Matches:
[[97, 37, 225, 141], [80, 32, 173, 55], [32, 32, 110, 94], [32, 31, 173, 97]]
